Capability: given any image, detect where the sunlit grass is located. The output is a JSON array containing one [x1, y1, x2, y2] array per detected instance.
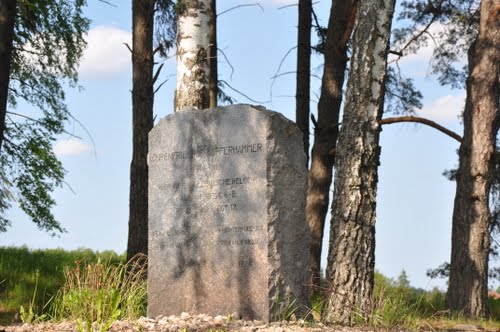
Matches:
[[0, 246, 124, 324], [50, 255, 147, 332]]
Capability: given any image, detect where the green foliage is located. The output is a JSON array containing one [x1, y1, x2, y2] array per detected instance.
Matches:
[[393, 0, 479, 89], [51, 255, 147, 331], [0, 246, 124, 324], [155, 0, 177, 58], [1, 0, 90, 233], [384, 66, 423, 115]]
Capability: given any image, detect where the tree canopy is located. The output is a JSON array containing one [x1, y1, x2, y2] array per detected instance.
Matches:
[[0, 0, 89, 234]]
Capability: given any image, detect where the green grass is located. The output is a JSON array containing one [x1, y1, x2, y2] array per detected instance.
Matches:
[[0, 246, 124, 324], [309, 271, 500, 330], [51, 254, 147, 331], [1, 246, 499, 331]]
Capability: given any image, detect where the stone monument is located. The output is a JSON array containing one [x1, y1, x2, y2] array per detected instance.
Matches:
[[148, 104, 310, 321]]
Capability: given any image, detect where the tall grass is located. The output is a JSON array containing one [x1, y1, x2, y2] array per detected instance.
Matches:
[[51, 255, 147, 331], [0, 246, 124, 324]]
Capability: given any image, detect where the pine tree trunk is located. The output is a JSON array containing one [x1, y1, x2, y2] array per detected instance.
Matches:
[[325, 0, 395, 324], [447, 0, 500, 318], [295, 0, 311, 167], [0, 0, 16, 152], [208, 0, 217, 108], [306, 0, 357, 287], [175, 0, 214, 111], [127, 0, 155, 261]]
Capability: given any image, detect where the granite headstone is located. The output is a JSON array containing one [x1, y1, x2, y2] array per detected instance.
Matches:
[[148, 104, 310, 321]]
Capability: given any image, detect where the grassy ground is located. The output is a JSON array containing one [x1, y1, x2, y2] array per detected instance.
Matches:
[[0, 246, 499, 330], [307, 272, 500, 330], [0, 246, 124, 324]]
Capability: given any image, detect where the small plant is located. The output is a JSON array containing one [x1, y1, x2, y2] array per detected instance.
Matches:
[[19, 270, 48, 324], [272, 277, 299, 321], [50, 254, 147, 332]]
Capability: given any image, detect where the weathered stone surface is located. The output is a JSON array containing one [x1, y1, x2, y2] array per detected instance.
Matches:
[[148, 104, 310, 322]]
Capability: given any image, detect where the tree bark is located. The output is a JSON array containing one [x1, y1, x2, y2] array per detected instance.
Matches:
[[208, 0, 217, 108], [306, 0, 357, 287], [0, 0, 16, 152], [175, 0, 214, 111], [325, 0, 395, 324], [296, 0, 311, 166], [127, 0, 155, 261], [447, 0, 500, 318]]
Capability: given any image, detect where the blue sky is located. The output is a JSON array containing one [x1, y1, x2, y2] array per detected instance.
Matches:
[[1, 0, 495, 291]]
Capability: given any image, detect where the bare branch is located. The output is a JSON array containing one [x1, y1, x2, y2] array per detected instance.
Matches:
[[393, 13, 439, 60], [278, 3, 298, 10], [218, 3, 264, 17], [219, 80, 270, 104], [153, 46, 162, 55], [389, 50, 403, 57], [62, 180, 77, 195], [270, 46, 297, 101], [271, 70, 322, 81], [270, 71, 296, 80], [124, 43, 132, 54], [278, 1, 319, 10], [98, 0, 117, 7], [218, 48, 235, 80], [381, 116, 462, 142], [67, 113, 98, 159], [154, 79, 169, 95], [7, 111, 83, 140], [311, 5, 322, 30], [153, 63, 164, 85]]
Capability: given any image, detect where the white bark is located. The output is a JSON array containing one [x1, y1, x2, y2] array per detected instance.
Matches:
[[325, 0, 395, 325], [175, 0, 214, 112]]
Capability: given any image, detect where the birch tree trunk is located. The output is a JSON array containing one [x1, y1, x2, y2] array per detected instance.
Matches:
[[296, 0, 311, 166], [208, 0, 217, 108], [306, 0, 357, 287], [127, 0, 155, 260], [325, 0, 395, 324], [447, 0, 500, 318], [0, 0, 16, 152], [175, 0, 214, 111]]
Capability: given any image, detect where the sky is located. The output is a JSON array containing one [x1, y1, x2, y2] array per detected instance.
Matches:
[[1, 0, 496, 291]]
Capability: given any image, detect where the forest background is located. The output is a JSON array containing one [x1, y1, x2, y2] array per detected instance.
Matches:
[[0, 0, 486, 291]]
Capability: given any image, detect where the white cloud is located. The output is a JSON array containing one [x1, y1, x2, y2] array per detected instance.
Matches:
[[53, 138, 91, 157], [78, 26, 132, 79], [417, 94, 465, 123]]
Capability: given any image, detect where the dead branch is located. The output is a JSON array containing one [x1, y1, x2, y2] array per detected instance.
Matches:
[[218, 3, 264, 17], [218, 48, 235, 80], [219, 80, 270, 104], [381, 116, 462, 142], [153, 63, 164, 85], [278, 1, 319, 10], [98, 0, 117, 7], [124, 43, 132, 54], [67, 113, 98, 159], [7, 111, 83, 140], [154, 79, 169, 95], [269, 46, 297, 101]]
